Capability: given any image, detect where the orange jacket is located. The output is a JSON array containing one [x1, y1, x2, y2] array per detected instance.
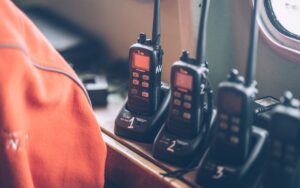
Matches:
[[0, 1, 106, 187]]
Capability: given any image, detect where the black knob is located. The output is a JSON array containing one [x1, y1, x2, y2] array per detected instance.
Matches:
[[227, 69, 244, 84], [281, 91, 300, 108], [228, 69, 238, 81], [180, 50, 190, 62], [229, 69, 239, 79], [138, 33, 146, 44], [282, 91, 293, 107], [146, 39, 152, 45], [291, 99, 300, 109]]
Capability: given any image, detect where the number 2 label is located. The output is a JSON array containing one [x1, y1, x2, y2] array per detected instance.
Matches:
[[167, 140, 176, 153]]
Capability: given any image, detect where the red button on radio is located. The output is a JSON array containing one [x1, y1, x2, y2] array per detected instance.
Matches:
[[142, 92, 149, 98], [133, 79, 139, 85]]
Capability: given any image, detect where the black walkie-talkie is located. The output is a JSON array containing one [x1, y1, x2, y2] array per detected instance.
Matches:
[[166, 0, 211, 138], [166, 52, 208, 139], [114, 0, 170, 142], [264, 91, 300, 188], [127, 0, 163, 116], [211, 0, 260, 165], [197, 1, 269, 187], [153, 0, 214, 166]]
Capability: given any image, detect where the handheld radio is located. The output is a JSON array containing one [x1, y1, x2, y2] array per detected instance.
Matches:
[[114, 0, 170, 142], [197, 1, 269, 187], [152, 0, 214, 166], [166, 0, 211, 139], [211, 0, 260, 165], [127, 0, 163, 116], [265, 91, 300, 188]]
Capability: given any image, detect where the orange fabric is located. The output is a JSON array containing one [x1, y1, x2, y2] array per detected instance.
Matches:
[[0, 1, 106, 187]]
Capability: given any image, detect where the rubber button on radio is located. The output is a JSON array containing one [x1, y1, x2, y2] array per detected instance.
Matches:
[[183, 102, 191, 109], [183, 112, 191, 120], [218, 132, 226, 140], [174, 91, 181, 98], [219, 122, 228, 130], [142, 92, 149, 98], [230, 125, 240, 133], [142, 75, 149, 81], [184, 95, 192, 101], [133, 72, 139, 78], [272, 140, 283, 149], [131, 89, 138, 94], [133, 79, 139, 85], [230, 136, 239, 144], [142, 82, 149, 88], [174, 99, 181, 106], [286, 145, 296, 153], [220, 113, 229, 121], [231, 117, 241, 124], [284, 166, 295, 175], [172, 109, 179, 116]]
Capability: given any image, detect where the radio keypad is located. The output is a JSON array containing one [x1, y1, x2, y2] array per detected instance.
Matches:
[[131, 70, 151, 99], [217, 113, 241, 145], [171, 90, 193, 121], [266, 138, 299, 188], [270, 140, 298, 175]]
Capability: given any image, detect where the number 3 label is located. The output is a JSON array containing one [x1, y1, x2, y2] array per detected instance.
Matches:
[[212, 166, 224, 179]]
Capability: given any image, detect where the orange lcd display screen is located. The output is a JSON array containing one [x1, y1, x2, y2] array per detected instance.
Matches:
[[175, 72, 193, 90], [132, 53, 150, 71], [219, 91, 242, 113]]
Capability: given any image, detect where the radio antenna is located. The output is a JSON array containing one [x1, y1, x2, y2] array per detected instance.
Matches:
[[245, 0, 260, 87], [152, 0, 161, 50], [195, 0, 211, 66]]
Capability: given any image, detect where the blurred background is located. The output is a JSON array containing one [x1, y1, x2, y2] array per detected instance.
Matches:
[[14, 0, 300, 99]]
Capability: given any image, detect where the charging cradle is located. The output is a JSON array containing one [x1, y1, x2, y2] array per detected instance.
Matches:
[[80, 73, 108, 106], [196, 126, 269, 188], [114, 83, 171, 142], [152, 108, 217, 167]]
